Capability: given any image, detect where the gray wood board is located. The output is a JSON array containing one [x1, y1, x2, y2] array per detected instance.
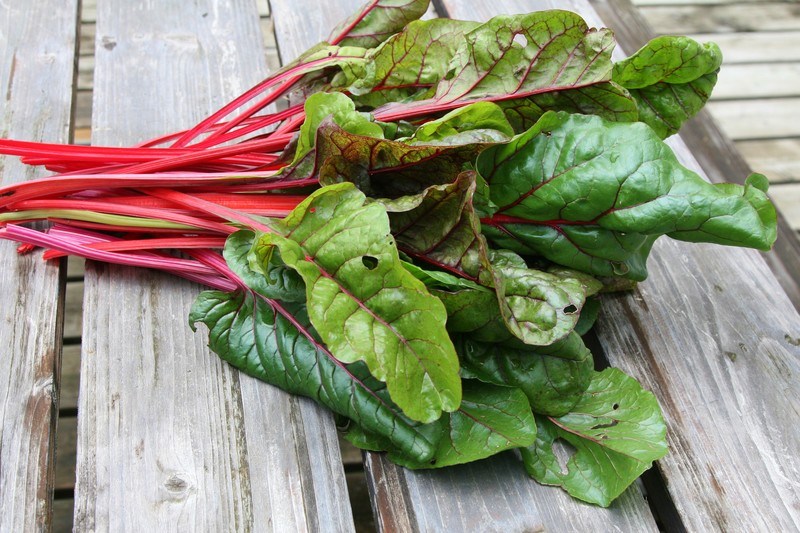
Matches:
[[0, 1, 78, 530], [443, 0, 800, 530], [73, 1, 353, 530], [640, 2, 800, 33]]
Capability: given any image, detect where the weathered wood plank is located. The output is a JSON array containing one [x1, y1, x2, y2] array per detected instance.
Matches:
[[640, 2, 800, 33], [633, 0, 784, 5], [74, 1, 353, 530], [0, 1, 78, 531], [738, 138, 800, 183], [60, 344, 81, 411], [708, 97, 800, 140], [713, 63, 800, 100], [769, 182, 800, 229], [690, 31, 800, 64], [63, 281, 83, 341]]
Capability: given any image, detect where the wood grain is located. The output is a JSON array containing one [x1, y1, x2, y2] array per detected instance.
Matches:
[[443, 0, 800, 531], [0, 1, 78, 530], [640, 2, 800, 33], [738, 139, 800, 183], [708, 98, 800, 140], [689, 31, 800, 63], [713, 63, 800, 100], [73, 1, 353, 530]]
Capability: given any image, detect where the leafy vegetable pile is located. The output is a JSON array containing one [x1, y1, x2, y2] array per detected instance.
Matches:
[[0, 0, 777, 507]]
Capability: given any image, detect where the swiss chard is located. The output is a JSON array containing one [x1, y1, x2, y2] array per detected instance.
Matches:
[[0, 0, 778, 508]]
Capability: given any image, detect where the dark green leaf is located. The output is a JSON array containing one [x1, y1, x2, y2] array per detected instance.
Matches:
[[189, 290, 439, 462], [349, 380, 537, 469], [477, 112, 777, 279], [498, 82, 638, 133], [520, 368, 668, 506], [613, 37, 722, 138], [223, 230, 305, 302], [458, 332, 594, 416]]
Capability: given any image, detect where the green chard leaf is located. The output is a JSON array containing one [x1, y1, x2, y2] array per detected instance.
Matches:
[[293, 92, 384, 163], [342, 18, 480, 105], [282, 117, 484, 197], [498, 83, 639, 133], [612, 36, 722, 138], [189, 290, 438, 462], [346, 379, 537, 469], [375, 10, 615, 119], [257, 183, 461, 423], [520, 368, 668, 507], [477, 111, 777, 280], [403, 101, 514, 145], [386, 172, 599, 346], [328, 0, 431, 48], [458, 332, 594, 416]]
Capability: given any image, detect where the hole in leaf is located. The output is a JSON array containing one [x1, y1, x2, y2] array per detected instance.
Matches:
[[362, 255, 379, 270], [552, 438, 576, 476], [612, 403, 620, 410], [513, 33, 528, 48], [591, 419, 619, 430], [564, 305, 578, 314]]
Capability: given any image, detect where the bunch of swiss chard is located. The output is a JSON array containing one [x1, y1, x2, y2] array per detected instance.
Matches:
[[0, 0, 777, 507]]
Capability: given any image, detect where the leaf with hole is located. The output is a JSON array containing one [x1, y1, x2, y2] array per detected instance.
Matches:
[[257, 183, 461, 423], [520, 368, 668, 506]]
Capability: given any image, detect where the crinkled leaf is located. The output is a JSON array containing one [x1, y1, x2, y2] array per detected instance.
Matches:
[[477, 112, 777, 280], [520, 368, 668, 507], [293, 92, 383, 163], [458, 332, 593, 416], [613, 37, 722, 138], [189, 290, 438, 462], [498, 82, 638, 133], [387, 173, 596, 345], [343, 18, 479, 102], [258, 184, 460, 423], [489, 264, 590, 345], [386, 171, 487, 277], [283, 118, 483, 197], [404, 101, 514, 145], [328, 0, 431, 48], [347, 380, 537, 469], [376, 11, 614, 118]]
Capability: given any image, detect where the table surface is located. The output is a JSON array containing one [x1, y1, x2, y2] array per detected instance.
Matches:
[[1, 0, 799, 532]]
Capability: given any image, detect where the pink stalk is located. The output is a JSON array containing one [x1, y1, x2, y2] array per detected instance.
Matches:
[[3, 199, 237, 234], [1, 224, 216, 276], [0, 172, 280, 208], [169, 53, 365, 148], [141, 188, 274, 233]]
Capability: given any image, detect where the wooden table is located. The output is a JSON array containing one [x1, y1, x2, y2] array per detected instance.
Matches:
[[1, 0, 799, 531]]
